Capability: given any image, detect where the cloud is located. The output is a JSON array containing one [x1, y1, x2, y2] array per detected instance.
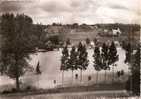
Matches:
[[0, 1, 22, 13], [0, 0, 140, 24], [109, 5, 128, 10], [40, 0, 71, 13]]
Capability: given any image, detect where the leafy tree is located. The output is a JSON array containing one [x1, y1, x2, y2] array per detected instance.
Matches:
[[101, 43, 110, 81], [60, 46, 69, 85], [108, 41, 119, 82], [77, 44, 89, 82], [121, 40, 126, 50], [93, 38, 98, 46], [124, 43, 132, 63], [68, 46, 78, 83], [93, 46, 102, 84], [77, 42, 83, 52], [66, 38, 71, 46], [48, 35, 60, 45], [0, 13, 37, 90], [33, 24, 46, 49], [126, 46, 140, 95], [86, 38, 90, 45], [72, 23, 79, 28]]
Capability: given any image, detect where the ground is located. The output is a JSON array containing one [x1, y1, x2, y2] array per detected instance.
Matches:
[[0, 90, 129, 99], [0, 46, 129, 92]]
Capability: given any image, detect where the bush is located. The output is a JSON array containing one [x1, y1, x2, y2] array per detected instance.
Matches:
[[26, 86, 32, 91], [11, 88, 17, 92], [2, 90, 11, 94]]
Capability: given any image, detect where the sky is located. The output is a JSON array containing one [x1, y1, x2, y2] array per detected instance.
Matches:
[[0, 0, 140, 24]]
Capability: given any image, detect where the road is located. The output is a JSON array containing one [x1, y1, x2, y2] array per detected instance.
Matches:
[[0, 90, 129, 99]]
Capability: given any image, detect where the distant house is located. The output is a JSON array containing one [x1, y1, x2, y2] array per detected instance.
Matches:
[[112, 28, 122, 36]]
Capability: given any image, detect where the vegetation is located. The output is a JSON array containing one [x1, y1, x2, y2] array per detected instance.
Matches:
[[60, 46, 69, 84], [101, 43, 110, 81], [66, 38, 71, 46], [93, 46, 102, 84], [68, 46, 78, 82], [77, 43, 89, 81], [85, 38, 90, 45], [93, 41, 119, 84], [125, 45, 140, 96], [108, 41, 119, 82], [0, 13, 38, 91], [0, 13, 138, 94]]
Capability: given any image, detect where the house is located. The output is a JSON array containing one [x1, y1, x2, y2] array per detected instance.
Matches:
[[112, 28, 122, 36]]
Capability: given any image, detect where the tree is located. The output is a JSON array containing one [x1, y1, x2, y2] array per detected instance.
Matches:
[[77, 44, 89, 82], [48, 35, 60, 45], [126, 46, 140, 95], [108, 41, 119, 82], [124, 43, 132, 63], [66, 38, 71, 46], [33, 24, 46, 49], [101, 43, 110, 82], [60, 46, 69, 85], [77, 42, 83, 52], [93, 38, 98, 46], [121, 40, 126, 50], [93, 46, 102, 84], [0, 13, 37, 91], [68, 46, 78, 83], [86, 38, 90, 45]]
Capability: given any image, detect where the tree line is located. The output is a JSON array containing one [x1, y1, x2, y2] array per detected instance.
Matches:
[[61, 41, 119, 84]]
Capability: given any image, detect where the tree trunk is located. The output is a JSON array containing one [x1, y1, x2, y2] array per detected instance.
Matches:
[[112, 65, 114, 83], [80, 69, 82, 82], [16, 76, 20, 91], [15, 55, 20, 91], [104, 70, 106, 82], [72, 70, 73, 84], [62, 70, 64, 86], [96, 71, 99, 84]]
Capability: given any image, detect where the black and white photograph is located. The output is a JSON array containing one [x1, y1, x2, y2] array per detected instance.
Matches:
[[0, 0, 140, 98]]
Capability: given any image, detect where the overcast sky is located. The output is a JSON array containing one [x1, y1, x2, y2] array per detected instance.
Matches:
[[0, 0, 140, 24]]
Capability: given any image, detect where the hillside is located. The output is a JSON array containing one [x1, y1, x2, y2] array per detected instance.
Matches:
[[43, 23, 140, 44]]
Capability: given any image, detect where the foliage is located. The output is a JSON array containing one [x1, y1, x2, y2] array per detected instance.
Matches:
[[0, 13, 37, 90], [60, 46, 69, 71], [66, 38, 71, 45], [108, 41, 119, 66], [68, 46, 78, 70], [77, 44, 89, 70], [101, 43, 110, 70], [32, 24, 46, 48], [85, 38, 90, 45], [125, 46, 140, 95], [93, 46, 102, 71], [48, 35, 60, 45], [124, 43, 132, 63]]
